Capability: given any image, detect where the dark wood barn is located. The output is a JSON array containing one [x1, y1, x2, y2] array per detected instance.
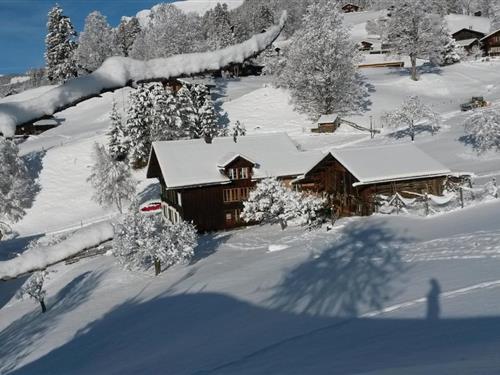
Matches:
[[294, 144, 451, 216], [481, 29, 500, 56], [342, 4, 361, 13], [311, 114, 341, 133], [452, 28, 486, 42]]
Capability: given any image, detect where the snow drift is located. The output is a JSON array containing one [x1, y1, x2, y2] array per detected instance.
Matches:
[[0, 222, 114, 280], [0, 12, 286, 137]]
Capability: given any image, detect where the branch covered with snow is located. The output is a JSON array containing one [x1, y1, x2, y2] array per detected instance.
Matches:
[[0, 12, 286, 137], [0, 221, 114, 280]]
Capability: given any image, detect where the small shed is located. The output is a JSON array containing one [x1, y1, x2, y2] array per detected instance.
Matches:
[[312, 114, 341, 133], [342, 4, 361, 13], [359, 41, 373, 51], [14, 116, 62, 137]]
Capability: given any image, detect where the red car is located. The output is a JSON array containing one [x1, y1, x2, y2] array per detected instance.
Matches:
[[140, 202, 162, 213]]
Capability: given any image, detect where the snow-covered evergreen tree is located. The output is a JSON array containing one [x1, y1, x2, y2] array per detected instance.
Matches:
[[16, 271, 48, 313], [113, 206, 197, 275], [115, 17, 141, 57], [0, 138, 32, 226], [177, 86, 197, 136], [45, 4, 78, 83], [382, 96, 440, 141], [432, 28, 462, 66], [107, 100, 127, 160], [490, 2, 500, 32], [206, 3, 236, 50], [241, 178, 326, 230], [130, 4, 203, 60], [198, 97, 220, 142], [384, 0, 446, 81], [125, 84, 154, 167], [275, 1, 366, 118], [87, 143, 136, 213], [150, 85, 183, 141], [76, 11, 117, 73], [464, 107, 500, 154]]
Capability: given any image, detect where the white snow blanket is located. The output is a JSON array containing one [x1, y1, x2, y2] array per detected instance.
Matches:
[[0, 222, 114, 280], [0, 12, 286, 137]]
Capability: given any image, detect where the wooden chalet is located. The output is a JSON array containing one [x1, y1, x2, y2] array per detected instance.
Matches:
[[342, 3, 361, 13], [359, 41, 374, 51], [293, 143, 451, 216], [146, 133, 323, 232], [481, 29, 500, 56]]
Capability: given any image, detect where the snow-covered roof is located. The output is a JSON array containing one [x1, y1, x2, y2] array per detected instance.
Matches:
[[217, 152, 256, 168], [318, 114, 339, 124], [456, 38, 480, 47], [148, 133, 324, 189], [481, 28, 500, 41], [445, 14, 491, 35], [327, 143, 451, 187]]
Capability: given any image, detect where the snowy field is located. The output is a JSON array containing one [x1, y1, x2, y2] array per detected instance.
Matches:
[[2, 8, 500, 373]]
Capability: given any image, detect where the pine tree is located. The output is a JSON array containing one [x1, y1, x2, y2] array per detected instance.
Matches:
[[198, 97, 220, 142], [150, 85, 183, 141], [432, 27, 462, 66], [16, 271, 48, 313], [126, 84, 154, 168], [384, 0, 447, 81], [108, 100, 127, 160], [76, 11, 117, 73], [87, 143, 137, 213], [115, 17, 141, 57], [381, 96, 440, 141], [206, 3, 236, 50], [177, 86, 197, 137], [0, 138, 32, 225], [231, 120, 247, 142], [45, 4, 78, 83], [275, 0, 366, 118]]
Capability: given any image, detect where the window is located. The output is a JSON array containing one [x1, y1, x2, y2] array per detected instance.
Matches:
[[225, 209, 242, 225], [228, 167, 251, 180], [223, 187, 251, 203]]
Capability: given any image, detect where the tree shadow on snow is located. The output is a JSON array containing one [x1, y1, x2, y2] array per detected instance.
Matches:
[[11, 290, 500, 375], [190, 232, 232, 265], [267, 221, 409, 317], [387, 124, 441, 140], [0, 270, 104, 374], [20, 150, 45, 211], [385, 62, 443, 78], [136, 182, 161, 205], [212, 78, 232, 131]]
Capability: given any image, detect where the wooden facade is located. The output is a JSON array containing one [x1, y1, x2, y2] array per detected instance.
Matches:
[[452, 28, 485, 41], [481, 29, 500, 56], [295, 154, 446, 217]]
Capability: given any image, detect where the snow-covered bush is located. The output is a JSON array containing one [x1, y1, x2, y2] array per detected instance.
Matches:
[[113, 205, 197, 275], [16, 271, 48, 313], [0, 138, 33, 228], [382, 96, 440, 141], [463, 107, 500, 154], [275, 1, 366, 118], [45, 5, 78, 83], [87, 143, 136, 213], [241, 178, 326, 230], [432, 30, 461, 66]]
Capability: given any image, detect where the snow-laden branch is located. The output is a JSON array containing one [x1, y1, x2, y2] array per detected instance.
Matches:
[[0, 221, 114, 280], [0, 12, 286, 137]]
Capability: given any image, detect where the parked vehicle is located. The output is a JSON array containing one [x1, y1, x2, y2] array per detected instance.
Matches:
[[460, 96, 487, 111]]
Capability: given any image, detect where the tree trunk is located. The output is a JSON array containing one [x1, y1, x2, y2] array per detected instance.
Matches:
[[154, 259, 161, 276], [40, 299, 47, 313], [410, 55, 418, 81], [279, 219, 287, 231]]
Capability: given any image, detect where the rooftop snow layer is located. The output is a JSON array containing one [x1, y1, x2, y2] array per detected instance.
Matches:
[[445, 14, 491, 35], [148, 133, 324, 189], [456, 38, 480, 46], [329, 143, 451, 186], [318, 114, 339, 124]]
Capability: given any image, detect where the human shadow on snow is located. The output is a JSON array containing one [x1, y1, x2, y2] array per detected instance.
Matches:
[[0, 271, 104, 374]]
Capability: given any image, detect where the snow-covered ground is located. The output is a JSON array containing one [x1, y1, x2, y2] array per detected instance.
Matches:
[[2, 10, 500, 373]]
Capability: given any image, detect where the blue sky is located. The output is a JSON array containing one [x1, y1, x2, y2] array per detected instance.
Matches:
[[0, 0, 173, 75]]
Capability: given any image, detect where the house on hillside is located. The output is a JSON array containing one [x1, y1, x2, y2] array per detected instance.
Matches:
[[342, 3, 361, 13], [14, 116, 62, 137], [146, 134, 454, 231], [452, 28, 486, 42], [481, 29, 500, 56], [146, 134, 324, 231], [359, 41, 374, 51], [294, 143, 452, 216]]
